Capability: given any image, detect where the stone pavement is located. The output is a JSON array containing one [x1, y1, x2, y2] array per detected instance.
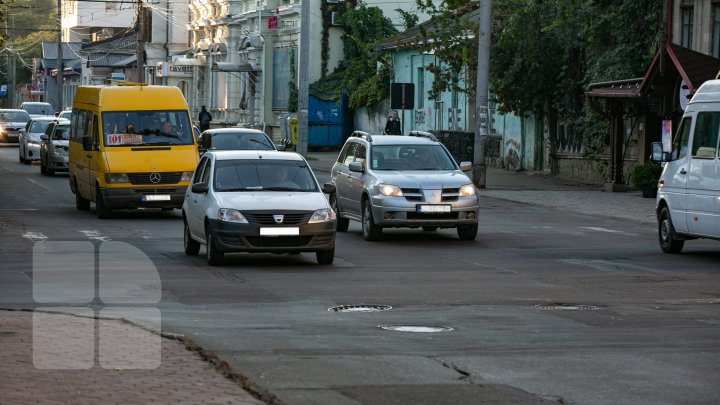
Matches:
[[0, 309, 268, 405], [306, 151, 658, 224]]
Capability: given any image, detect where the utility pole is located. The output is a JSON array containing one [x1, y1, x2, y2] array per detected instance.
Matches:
[[56, 0, 63, 111], [296, 0, 310, 157], [136, 0, 145, 83], [10, 16, 15, 108], [472, 0, 492, 188]]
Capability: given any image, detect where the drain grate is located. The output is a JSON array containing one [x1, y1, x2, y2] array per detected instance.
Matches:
[[533, 303, 605, 311], [379, 325, 454, 333], [328, 305, 392, 313]]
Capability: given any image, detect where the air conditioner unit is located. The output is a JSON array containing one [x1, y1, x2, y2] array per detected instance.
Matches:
[[330, 11, 339, 26]]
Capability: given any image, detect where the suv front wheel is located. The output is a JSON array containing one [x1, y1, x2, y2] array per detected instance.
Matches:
[[457, 224, 478, 241], [362, 199, 382, 241]]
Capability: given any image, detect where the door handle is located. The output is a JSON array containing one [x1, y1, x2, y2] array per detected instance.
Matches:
[[680, 169, 687, 175]]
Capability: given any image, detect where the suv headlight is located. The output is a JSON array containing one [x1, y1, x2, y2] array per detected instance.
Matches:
[[459, 184, 477, 197], [378, 184, 403, 197], [309, 208, 336, 223], [218, 208, 248, 223], [105, 173, 129, 183], [54, 147, 67, 156]]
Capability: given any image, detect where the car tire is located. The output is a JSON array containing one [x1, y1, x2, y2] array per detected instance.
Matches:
[[362, 199, 382, 241], [316, 248, 334, 265], [659, 207, 684, 254], [184, 219, 200, 256], [40, 155, 47, 174], [95, 187, 112, 219], [75, 187, 90, 211], [457, 224, 478, 241], [206, 228, 224, 266], [331, 196, 349, 232], [422, 226, 438, 232]]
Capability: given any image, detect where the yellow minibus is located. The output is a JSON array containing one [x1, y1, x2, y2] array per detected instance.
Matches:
[[69, 84, 199, 218]]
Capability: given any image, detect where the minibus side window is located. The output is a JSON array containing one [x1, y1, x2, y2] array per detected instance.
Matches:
[[92, 115, 99, 150], [70, 109, 81, 142], [672, 117, 692, 160], [691, 112, 720, 159], [82, 110, 93, 151]]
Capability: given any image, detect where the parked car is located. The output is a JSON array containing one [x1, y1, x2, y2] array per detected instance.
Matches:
[[20, 101, 55, 118], [40, 119, 71, 175], [330, 131, 480, 241], [19, 116, 61, 163], [0, 109, 30, 143], [198, 128, 280, 154], [653, 79, 720, 253], [182, 150, 337, 266]]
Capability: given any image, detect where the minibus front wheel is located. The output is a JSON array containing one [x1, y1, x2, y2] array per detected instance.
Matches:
[[95, 187, 112, 219]]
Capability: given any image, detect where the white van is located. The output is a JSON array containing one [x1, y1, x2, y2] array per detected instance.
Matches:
[[653, 80, 720, 253]]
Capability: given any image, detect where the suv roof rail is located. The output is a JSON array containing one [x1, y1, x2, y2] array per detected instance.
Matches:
[[350, 130, 372, 142], [408, 130, 438, 142]]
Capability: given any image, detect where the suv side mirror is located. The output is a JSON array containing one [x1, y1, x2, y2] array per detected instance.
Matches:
[[41, 134, 49, 141], [349, 161, 364, 173], [459, 161, 472, 171], [322, 183, 336, 194], [191, 183, 208, 194]]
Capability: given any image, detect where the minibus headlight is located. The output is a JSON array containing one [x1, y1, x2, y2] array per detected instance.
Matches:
[[180, 171, 194, 182], [218, 208, 248, 223], [105, 173, 129, 184]]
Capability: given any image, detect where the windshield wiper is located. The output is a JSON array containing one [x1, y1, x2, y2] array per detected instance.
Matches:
[[249, 138, 275, 149], [262, 186, 305, 191]]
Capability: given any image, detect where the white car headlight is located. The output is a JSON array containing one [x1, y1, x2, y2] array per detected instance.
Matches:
[[459, 184, 477, 197], [105, 173, 129, 183], [309, 208, 336, 223], [218, 208, 248, 223], [180, 171, 194, 182], [54, 148, 67, 156], [378, 184, 403, 197]]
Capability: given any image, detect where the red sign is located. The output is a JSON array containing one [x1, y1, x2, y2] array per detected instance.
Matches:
[[268, 16, 278, 29]]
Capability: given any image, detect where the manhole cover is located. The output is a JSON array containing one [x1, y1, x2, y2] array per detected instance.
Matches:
[[328, 305, 392, 313], [534, 303, 605, 311], [379, 325, 454, 333]]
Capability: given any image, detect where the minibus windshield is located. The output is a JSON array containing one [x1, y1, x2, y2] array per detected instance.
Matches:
[[102, 110, 194, 147]]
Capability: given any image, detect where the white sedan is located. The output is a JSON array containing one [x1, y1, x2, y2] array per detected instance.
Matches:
[[19, 116, 63, 163]]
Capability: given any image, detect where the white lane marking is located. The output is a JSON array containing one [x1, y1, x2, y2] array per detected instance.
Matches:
[[26, 178, 51, 192], [0, 208, 38, 211], [23, 232, 48, 241], [580, 226, 637, 236], [79, 230, 111, 242]]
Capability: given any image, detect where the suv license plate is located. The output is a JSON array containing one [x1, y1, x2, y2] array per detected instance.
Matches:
[[143, 194, 171, 201], [418, 204, 451, 213]]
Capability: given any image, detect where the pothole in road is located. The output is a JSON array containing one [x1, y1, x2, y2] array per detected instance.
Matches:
[[328, 304, 393, 313], [379, 325, 454, 333], [533, 303, 606, 311]]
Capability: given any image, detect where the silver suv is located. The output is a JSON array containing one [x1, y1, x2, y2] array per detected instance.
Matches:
[[40, 119, 71, 175], [330, 132, 480, 241]]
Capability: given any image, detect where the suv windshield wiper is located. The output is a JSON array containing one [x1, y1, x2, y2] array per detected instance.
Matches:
[[263, 186, 305, 191]]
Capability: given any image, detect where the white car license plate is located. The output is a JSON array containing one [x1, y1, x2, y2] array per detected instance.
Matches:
[[260, 227, 300, 236], [418, 204, 451, 213], [143, 194, 171, 201]]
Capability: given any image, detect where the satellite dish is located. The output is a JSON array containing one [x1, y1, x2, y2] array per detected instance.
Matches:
[[679, 79, 690, 111]]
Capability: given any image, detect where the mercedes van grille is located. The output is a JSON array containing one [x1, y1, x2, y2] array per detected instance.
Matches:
[[128, 172, 182, 185]]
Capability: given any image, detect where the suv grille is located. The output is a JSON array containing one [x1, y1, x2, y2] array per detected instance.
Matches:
[[402, 188, 461, 202], [243, 212, 313, 225], [128, 172, 182, 185], [441, 188, 460, 202]]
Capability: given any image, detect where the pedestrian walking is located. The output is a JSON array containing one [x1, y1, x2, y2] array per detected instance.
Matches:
[[198, 106, 212, 132], [384, 110, 402, 135]]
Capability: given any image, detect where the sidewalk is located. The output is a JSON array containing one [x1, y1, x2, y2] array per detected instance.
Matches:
[[306, 151, 657, 224], [0, 309, 269, 405]]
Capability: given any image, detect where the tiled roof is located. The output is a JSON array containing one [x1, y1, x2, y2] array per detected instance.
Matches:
[[88, 52, 136, 67], [374, 7, 480, 52]]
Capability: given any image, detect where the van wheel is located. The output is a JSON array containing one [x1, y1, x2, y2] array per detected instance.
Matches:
[[362, 199, 382, 241], [331, 196, 349, 232], [95, 188, 112, 219], [457, 224, 478, 241], [659, 207, 684, 253], [184, 219, 200, 256], [75, 189, 90, 211], [206, 229, 224, 266], [316, 248, 334, 265]]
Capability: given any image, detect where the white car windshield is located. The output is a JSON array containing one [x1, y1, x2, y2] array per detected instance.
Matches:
[[214, 160, 318, 192], [370, 145, 457, 170]]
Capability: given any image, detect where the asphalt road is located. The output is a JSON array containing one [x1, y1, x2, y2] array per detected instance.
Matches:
[[1, 144, 719, 405]]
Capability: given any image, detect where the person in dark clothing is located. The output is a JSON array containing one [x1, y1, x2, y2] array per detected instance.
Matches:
[[198, 106, 212, 132], [384, 110, 401, 135]]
